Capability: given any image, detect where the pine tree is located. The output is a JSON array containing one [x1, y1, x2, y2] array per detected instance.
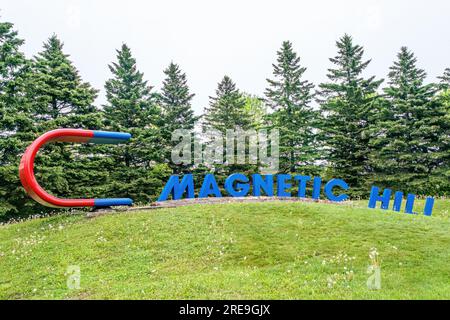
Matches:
[[318, 34, 383, 195], [0, 20, 34, 219], [371, 47, 449, 195], [160, 62, 198, 172], [435, 88, 450, 195], [204, 75, 252, 132], [0, 21, 32, 164], [1, 33, 104, 220], [104, 44, 170, 203], [243, 94, 267, 129], [32, 35, 99, 127], [438, 68, 450, 88], [203, 76, 255, 177], [160, 62, 197, 133], [265, 41, 318, 174], [30, 35, 107, 202]]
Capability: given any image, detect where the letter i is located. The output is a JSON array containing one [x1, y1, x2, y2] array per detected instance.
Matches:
[[392, 191, 403, 212], [423, 197, 434, 216], [312, 177, 321, 200], [404, 194, 416, 214]]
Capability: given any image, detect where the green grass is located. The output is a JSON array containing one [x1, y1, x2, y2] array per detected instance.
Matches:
[[0, 199, 449, 299]]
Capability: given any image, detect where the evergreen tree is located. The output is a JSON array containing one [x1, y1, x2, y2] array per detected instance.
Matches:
[[204, 75, 252, 132], [435, 88, 450, 195], [0, 20, 34, 219], [1, 32, 105, 220], [0, 21, 32, 164], [104, 44, 170, 203], [243, 94, 267, 129], [438, 68, 450, 89], [318, 34, 383, 195], [160, 62, 198, 172], [30, 35, 107, 203], [32, 35, 99, 127], [265, 41, 318, 173], [203, 76, 255, 177], [371, 47, 449, 195]]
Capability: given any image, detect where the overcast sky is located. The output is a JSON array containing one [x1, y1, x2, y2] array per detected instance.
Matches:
[[2, 0, 450, 113]]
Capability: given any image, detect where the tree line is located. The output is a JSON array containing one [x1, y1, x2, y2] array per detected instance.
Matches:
[[1, 19, 449, 220]]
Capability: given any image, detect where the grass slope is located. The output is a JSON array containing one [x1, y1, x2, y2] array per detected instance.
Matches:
[[0, 200, 449, 299]]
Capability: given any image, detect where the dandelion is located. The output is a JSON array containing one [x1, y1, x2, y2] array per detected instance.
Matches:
[[327, 276, 337, 288], [369, 247, 380, 267], [346, 270, 354, 281], [367, 248, 382, 290]]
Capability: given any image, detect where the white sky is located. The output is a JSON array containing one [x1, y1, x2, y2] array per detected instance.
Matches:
[[2, 0, 450, 114]]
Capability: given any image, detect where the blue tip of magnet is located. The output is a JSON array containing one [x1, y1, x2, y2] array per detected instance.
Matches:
[[94, 198, 133, 207], [91, 131, 132, 144]]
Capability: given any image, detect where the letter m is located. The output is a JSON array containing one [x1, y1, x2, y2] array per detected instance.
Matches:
[[158, 174, 195, 201]]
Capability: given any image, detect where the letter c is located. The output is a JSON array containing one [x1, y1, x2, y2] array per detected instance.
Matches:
[[324, 179, 349, 202]]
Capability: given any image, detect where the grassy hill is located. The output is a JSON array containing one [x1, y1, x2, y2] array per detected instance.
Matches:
[[0, 199, 449, 299]]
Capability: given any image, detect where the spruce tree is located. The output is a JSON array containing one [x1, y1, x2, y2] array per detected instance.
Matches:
[[160, 62, 198, 172], [204, 75, 252, 132], [1, 33, 104, 220], [371, 47, 449, 195], [0, 20, 34, 219], [104, 44, 170, 203], [435, 89, 450, 195], [203, 76, 255, 177], [32, 35, 99, 127], [30, 35, 107, 203], [438, 68, 450, 88], [243, 94, 267, 129], [318, 34, 383, 196], [0, 21, 32, 164], [265, 41, 318, 174]]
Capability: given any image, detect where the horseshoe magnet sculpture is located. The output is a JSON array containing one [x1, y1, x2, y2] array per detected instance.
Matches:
[[19, 129, 133, 208]]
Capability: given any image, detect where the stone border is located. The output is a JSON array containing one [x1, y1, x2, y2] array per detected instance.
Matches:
[[86, 196, 349, 218]]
